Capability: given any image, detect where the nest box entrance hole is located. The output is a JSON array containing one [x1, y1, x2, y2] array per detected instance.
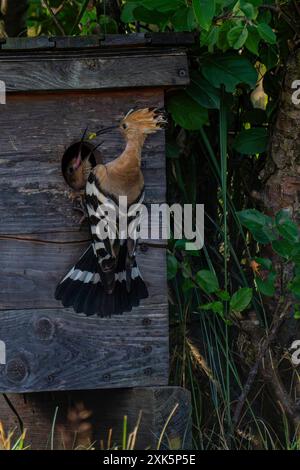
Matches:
[[61, 140, 98, 188]]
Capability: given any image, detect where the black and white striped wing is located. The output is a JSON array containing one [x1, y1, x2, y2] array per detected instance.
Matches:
[[85, 172, 120, 293]]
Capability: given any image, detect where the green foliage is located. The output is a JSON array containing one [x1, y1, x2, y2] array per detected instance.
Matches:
[[233, 127, 269, 154], [196, 269, 219, 294], [202, 54, 257, 92], [239, 209, 300, 306], [230, 287, 253, 313]]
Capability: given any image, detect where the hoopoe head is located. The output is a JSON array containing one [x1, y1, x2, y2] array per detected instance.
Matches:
[[120, 108, 167, 137]]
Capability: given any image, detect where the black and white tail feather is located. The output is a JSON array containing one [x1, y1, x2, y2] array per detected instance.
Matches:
[[55, 172, 148, 317]]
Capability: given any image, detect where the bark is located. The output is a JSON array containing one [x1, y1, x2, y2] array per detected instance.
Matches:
[[1, 0, 28, 37], [256, 49, 300, 433]]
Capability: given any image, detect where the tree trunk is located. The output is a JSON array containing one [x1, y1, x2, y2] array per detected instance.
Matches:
[[258, 48, 300, 433], [1, 0, 28, 37]]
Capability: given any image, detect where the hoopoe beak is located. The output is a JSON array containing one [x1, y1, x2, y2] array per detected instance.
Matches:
[[96, 125, 119, 136]]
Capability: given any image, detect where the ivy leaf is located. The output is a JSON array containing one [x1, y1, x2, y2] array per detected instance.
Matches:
[[257, 272, 276, 296], [196, 270, 219, 294], [230, 287, 253, 313], [167, 253, 178, 280], [168, 92, 208, 130], [227, 25, 248, 49], [202, 54, 257, 92], [233, 128, 269, 154], [193, 0, 216, 31], [257, 22, 276, 44]]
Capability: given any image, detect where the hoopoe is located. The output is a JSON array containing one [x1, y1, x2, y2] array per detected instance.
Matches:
[[55, 108, 167, 316]]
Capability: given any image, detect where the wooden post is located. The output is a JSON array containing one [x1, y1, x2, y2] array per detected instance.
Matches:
[[0, 34, 193, 449], [0, 387, 192, 450]]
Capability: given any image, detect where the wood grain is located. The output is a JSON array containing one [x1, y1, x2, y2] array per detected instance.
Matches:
[[0, 87, 169, 391], [0, 240, 166, 310], [0, 387, 191, 449], [0, 306, 168, 392], [0, 89, 166, 235], [0, 33, 195, 50], [0, 49, 189, 91]]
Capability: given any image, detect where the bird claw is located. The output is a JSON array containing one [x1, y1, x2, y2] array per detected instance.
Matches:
[[72, 194, 88, 228]]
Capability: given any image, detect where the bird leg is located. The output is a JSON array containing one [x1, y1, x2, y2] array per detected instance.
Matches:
[[70, 192, 88, 228]]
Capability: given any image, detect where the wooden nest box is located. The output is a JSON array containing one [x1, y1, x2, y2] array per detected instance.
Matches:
[[0, 34, 191, 393]]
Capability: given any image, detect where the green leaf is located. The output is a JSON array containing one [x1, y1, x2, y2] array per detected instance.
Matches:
[[291, 244, 300, 265], [233, 128, 269, 154], [240, 2, 257, 20], [227, 25, 248, 49], [237, 209, 277, 243], [216, 290, 231, 301], [245, 25, 261, 55], [196, 269, 219, 294], [200, 26, 220, 53], [257, 22, 276, 44], [172, 6, 196, 31], [260, 44, 279, 70], [294, 304, 300, 320], [238, 209, 272, 228], [193, 0, 216, 31], [254, 257, 272, 270], [186, 71, 220, 109], [132, 6, 170, 24], [121, 3, 138, 22], [166, 142, 180, 159], [272, 239, 294, 259], [141, 0, 184, 12], [201, 301, 224, 315], [230, 288, 253, 312], [289, 276, 300, 297], [275, 212, 299, 243], [182, 278, 194, 292], [202, 54, 258, 92], [257, 272, 276, 296], [168, 92, 208, 130], [167, 253, 178, 280]]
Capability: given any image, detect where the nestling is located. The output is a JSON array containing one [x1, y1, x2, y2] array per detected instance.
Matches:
[[55, 107, 167, 316]]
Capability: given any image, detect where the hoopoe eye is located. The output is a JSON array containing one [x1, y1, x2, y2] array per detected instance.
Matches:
[[122, 123, 127, 129], [68, 166, 74, 174]]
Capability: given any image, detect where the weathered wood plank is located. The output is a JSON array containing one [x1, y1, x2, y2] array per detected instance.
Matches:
[[0, 387, 191, 449], [0, 87, 169, 392], [0, 89, 166, 235], [0, 51, 189, 91], [0, 33, 195, 51], [0, 306, 168, 392], [0, 240, 166, 309]]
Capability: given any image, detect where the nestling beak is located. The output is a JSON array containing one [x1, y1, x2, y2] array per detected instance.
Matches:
[[73, 152, 82, 170]]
